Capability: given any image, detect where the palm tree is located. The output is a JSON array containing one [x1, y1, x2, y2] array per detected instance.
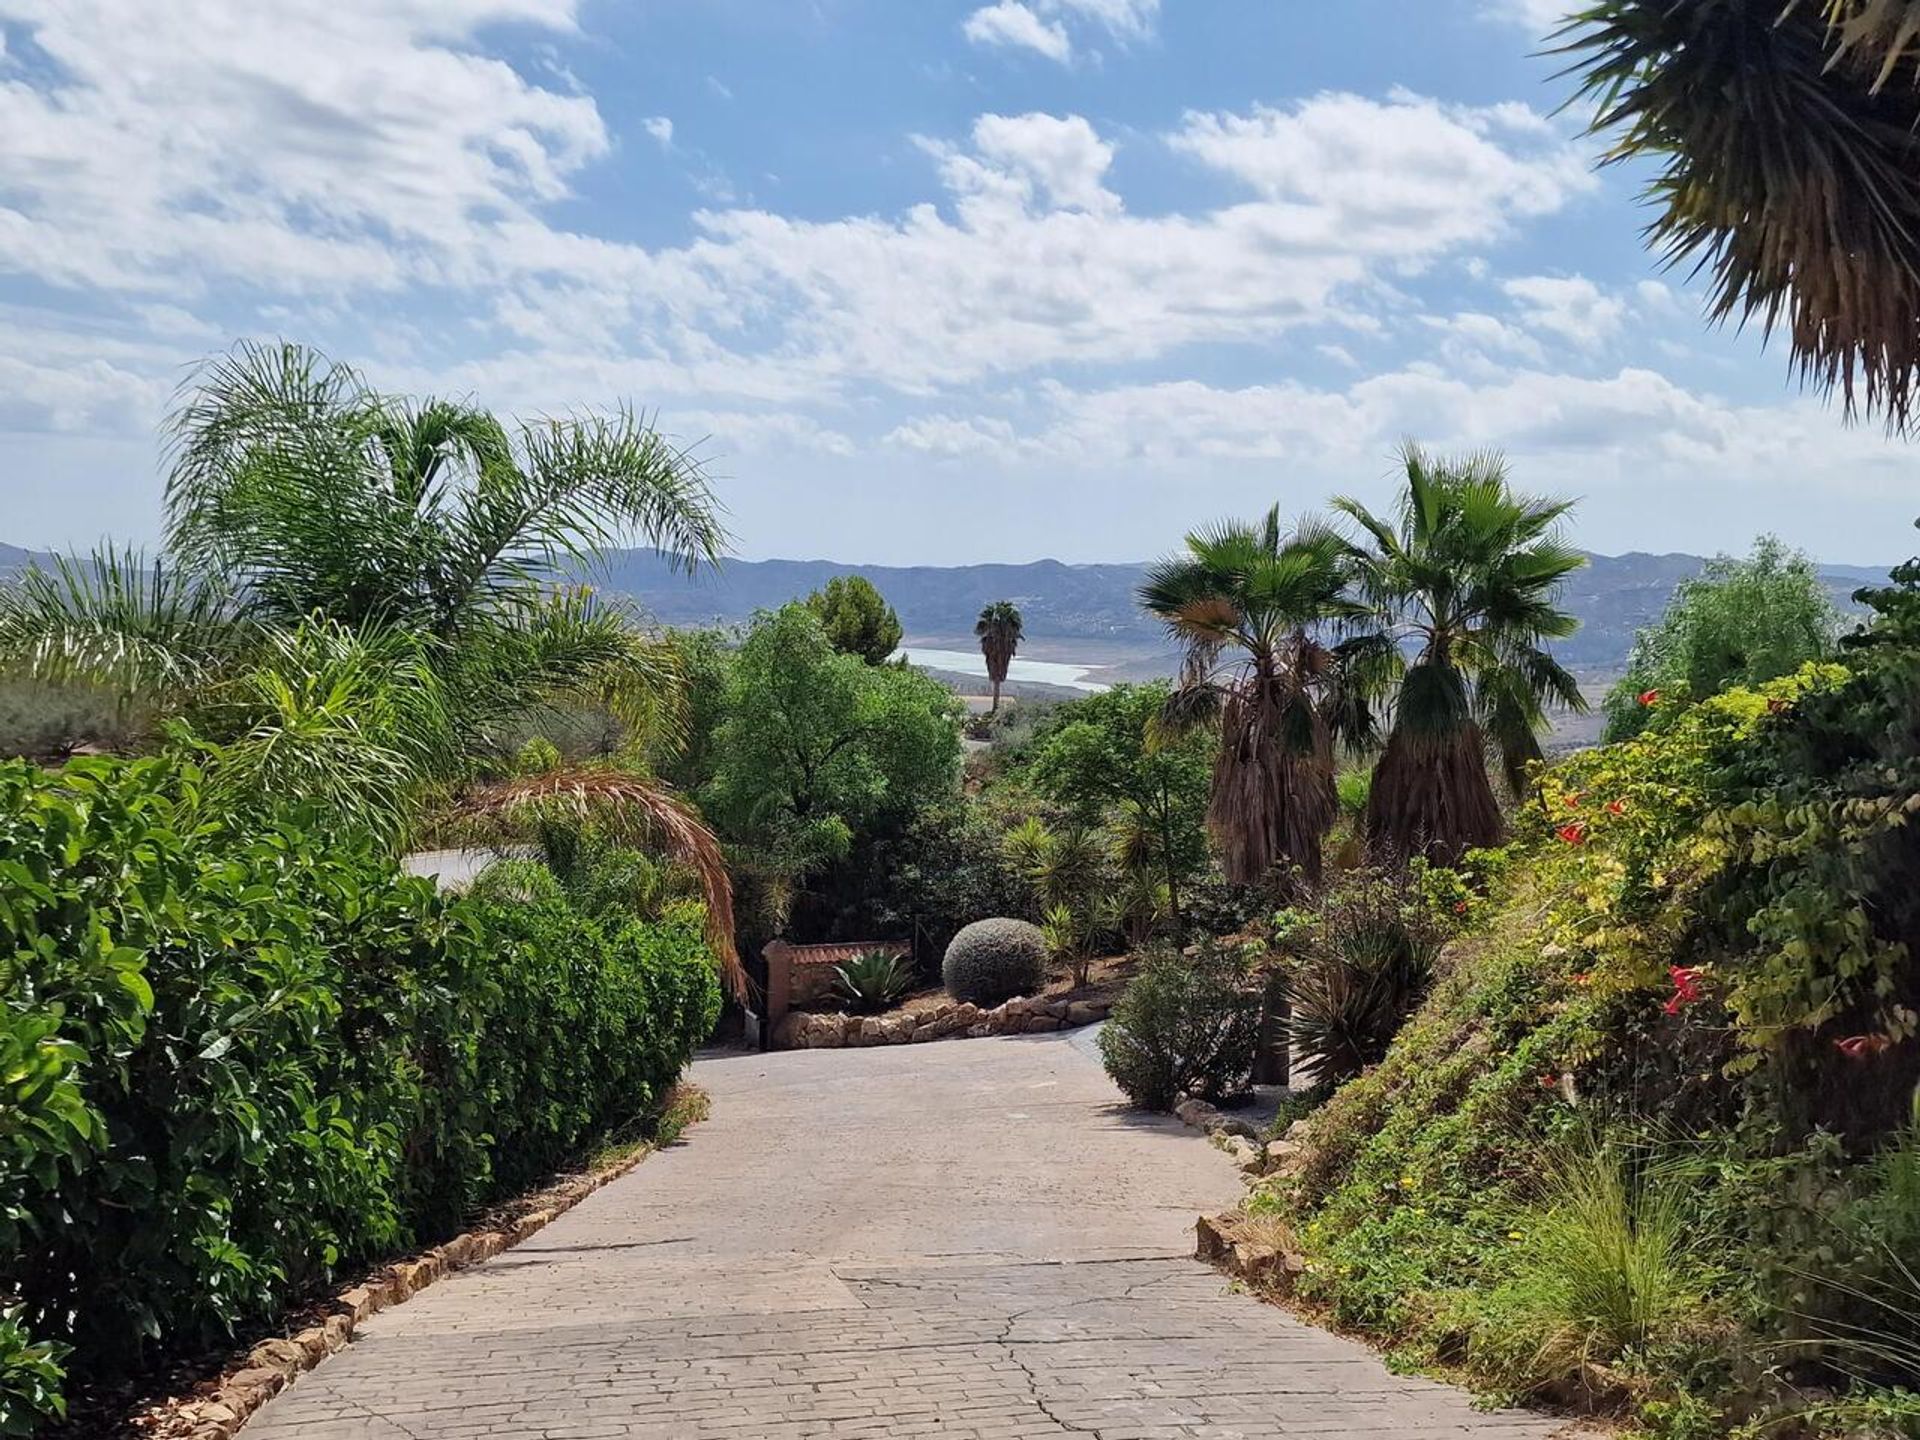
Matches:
[[1138, 507, 1365, 888], [1334, 444, 1586, 867], [1560, 0, 1920, 430], [975, 601, 1024, 712], [0, 341, 727, 841]]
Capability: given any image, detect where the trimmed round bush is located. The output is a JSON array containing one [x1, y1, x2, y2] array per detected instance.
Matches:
[[942, 917, 1047, 1007]]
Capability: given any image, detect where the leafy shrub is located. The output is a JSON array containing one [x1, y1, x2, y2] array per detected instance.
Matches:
[[1282, 869, 1445, 1086], [1098, 942, 1262, 1109], [942, 917, 1046, 1006], [0, 755, 720, 1429], [833, 950, 914, 1013]]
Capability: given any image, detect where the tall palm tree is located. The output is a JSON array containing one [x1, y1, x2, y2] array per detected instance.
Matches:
[[1138, 507, 1366, 888], [975, 601, 1024, 712], [1560, 0, 1920, 430], [1335, 444, 1586, 867]]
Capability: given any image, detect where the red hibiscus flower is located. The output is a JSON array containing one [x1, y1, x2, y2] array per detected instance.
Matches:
[[1638, 689, 1660, 707], [1605, 799, 1625, 816], [1557, 823, 1587, 845]]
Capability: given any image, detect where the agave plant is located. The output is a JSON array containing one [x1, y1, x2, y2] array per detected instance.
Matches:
[[833, 949, 915, 1013], [1283, 869, 1444, 1085]]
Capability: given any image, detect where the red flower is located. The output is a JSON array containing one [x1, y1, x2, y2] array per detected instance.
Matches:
[[1556, 823, 1587, 845], [1835, 1034, 1892, 1060], [1638, 689, 1660, 707], [1453, 900, 1469, 915], [1572, 972, 1592, 987], [1767, 697, 1790, 715], [1605, 799, 1626, 816], [1563, 791, 1583, 809], [1538, 1073, 1558, 1089], [1663, 965, 1703, 1015]]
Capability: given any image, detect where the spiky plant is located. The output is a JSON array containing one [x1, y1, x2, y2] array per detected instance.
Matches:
[[1335, 445, 1585, 866], [833, 949, 915, 1013], [975, 600, 1024, 713], [1138, 507, 1368, 888], [1559, 0, 1920, 430]]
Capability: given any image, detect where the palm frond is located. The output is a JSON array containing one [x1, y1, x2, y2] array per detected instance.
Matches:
[[451, 767, 743, 997]]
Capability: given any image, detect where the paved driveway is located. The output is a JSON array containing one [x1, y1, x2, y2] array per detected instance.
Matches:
[[245, 1031, 1557, 1439]]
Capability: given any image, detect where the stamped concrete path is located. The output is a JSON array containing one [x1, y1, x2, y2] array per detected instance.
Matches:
[[246, 1030, 1558, 1440]]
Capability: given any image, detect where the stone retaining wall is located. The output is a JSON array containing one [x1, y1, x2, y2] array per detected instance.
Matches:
[[773, 993, 1111, 1049]]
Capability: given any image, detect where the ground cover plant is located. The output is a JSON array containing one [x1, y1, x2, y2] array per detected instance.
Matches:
[[1253, 556, 1920, 1434]]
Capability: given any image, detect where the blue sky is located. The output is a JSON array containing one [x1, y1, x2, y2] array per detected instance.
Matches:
[[2, 0, 1915, 565]]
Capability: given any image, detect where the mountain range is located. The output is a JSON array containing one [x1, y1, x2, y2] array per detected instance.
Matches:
[[2, 543, 1890, 680], [584, 548, 1888, 677]]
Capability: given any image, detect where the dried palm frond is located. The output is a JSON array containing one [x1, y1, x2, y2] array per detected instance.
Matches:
[[451, 767, 743, 998], [1560, 0, 1920, 431]]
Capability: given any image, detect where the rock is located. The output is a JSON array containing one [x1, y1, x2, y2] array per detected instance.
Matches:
[[1174, 1097, 1220, 1130], [1221, 1136, 1262, 1173], [225, 1366, 287, 1400], [248, 1338, 305, 1375], [912, 1023, 940, 1043], [1283, 1118, 1313, 1143], [809, 1014, 846, 1049], [1212, 1113, 1262, 1141], [967, 1022, 993, 1038], [336, 1285, 380, 1322], [438, 1234, 477, 1269], [1024, 1014, 1061, 1033], [1041, 999, 1070, 1020], [322, 1314, 354, 1352], [773, 1011, 810, 1048], [292, 1326, 330, 1365], [1064, 999, 1108, 1026], [1195, 1212, 1236, 1265]]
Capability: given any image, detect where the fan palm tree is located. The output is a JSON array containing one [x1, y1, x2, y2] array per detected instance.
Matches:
[[975, 601, 1024, 712], [1559, 0, 1920, 430], [1334, 444, 1586, 867], [1138, 507, 1367, 888]]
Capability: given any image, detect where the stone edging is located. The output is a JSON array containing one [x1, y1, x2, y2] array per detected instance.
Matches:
[[1195, 1212, 1308, 1296], [164, 1097, 707, 1440], [773, 993, 1111, 1049]]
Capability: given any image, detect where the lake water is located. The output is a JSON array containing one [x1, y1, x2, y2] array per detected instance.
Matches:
[[896, 647, 1110, 692]]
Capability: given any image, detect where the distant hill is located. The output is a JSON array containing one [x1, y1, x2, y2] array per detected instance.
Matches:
[[584, 548, 1888, 676], [0, 542, 1891, 679]]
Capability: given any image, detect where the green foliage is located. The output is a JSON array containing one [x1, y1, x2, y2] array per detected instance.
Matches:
[[1603, 537, 1843, 741], [805, 576, 903, 666], [864, 800, 1028, 961], [1022, 681, 1211, 921], [941, 917, 1047, 1007], [833, 950, 915, 1013], [1097, 941, 1262, 1109], [1281, 869, 1446, 1086], [702, 603, 960, 884], [1466, 1143, 1716, 1396], [0, 755, 719, 1428]]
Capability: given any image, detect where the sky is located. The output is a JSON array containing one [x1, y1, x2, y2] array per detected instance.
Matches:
[[1, 0, 1916, 566]]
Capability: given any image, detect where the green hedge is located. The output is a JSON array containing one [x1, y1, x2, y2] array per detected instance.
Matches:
[[0, 757, 721, 1431]]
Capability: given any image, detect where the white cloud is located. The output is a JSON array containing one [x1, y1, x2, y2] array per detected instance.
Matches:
[[1170, 92, 1593, 258], [962, 113, 1119, 214], [961, 2, 1071, 62], [643, 116, 675, 149], [0, 0, 606, 296], [1483, 0, 1575, 34], [962, 0, 1159, 64], [1502, 274, 1626, 348]]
